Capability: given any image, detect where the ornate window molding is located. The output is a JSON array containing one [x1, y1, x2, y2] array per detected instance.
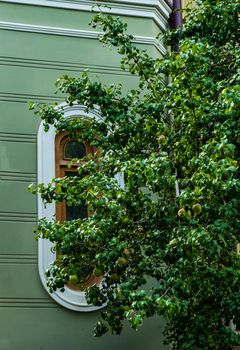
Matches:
[[37, 103, 105, 311]]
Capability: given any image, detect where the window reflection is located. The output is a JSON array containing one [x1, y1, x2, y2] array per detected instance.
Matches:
[[64, 141, 86, 159]]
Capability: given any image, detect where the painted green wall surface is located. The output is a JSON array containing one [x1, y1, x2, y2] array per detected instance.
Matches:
[[0, 2, 161, 37], [0, 1, 171, 349]]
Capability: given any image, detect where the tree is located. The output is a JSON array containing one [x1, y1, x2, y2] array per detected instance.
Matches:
[[29, 0, 240, 349]]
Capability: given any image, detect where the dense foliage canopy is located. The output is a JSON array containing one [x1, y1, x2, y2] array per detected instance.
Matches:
[[30, 0, 240, 349]]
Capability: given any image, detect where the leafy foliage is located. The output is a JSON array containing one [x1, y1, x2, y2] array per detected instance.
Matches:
[[29, 0, 240, 348]]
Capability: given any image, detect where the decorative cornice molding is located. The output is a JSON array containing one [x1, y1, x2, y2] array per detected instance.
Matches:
[[0, 21, 167, 55], [0, 0, 172, 30]]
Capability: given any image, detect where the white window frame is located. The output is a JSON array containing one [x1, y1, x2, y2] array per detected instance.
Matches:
[[37, 103, 106, 311]]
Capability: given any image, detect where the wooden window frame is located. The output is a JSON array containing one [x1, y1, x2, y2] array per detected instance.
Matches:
[[55, 132, 101, 289], [55, 132, 94, 222]]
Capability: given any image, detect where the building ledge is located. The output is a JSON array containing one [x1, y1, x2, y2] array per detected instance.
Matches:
[[1, 0, 172, 30]]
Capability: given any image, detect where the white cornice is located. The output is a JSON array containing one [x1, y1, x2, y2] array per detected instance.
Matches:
[[0, 21, 167, 55], [0, 0, 172, 30]]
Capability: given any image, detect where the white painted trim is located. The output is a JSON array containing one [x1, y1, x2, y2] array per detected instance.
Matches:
[[0, 21, 167, 55], [0, 0, 172, 29], [38, 104, 105, 312]]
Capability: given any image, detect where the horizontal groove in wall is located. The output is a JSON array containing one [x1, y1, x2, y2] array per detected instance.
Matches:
[[0, 171, 36, 183], [0, 56, 132, 76], [0, 212, 37, 222], [0, 297, 57, 308], [0, 92, 60, 103], [0, 132, 36, 143], [0, 254, 37, 264]]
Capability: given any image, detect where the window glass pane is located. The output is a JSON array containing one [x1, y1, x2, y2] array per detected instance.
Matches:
[[64, 141, 86, 159], [65, 171, 88, 220], [66, 204, 88, 221]]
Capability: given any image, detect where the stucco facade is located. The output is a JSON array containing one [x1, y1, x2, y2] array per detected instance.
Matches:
[[0, 1, 172, 349]]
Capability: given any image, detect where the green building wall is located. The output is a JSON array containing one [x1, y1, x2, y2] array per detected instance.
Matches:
[[0, 1, 171, 349]]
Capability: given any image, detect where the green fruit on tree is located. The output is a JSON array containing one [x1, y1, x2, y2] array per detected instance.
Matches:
[[169, 238, 177, 246], [69, 274, 78, 285], [117, 257, 128, 267], [178, 208, 186, 217], [93, 267, 103, 277], [123, 248, 131, 257], [110, 273, 120, 282], [158, 134, 166, 144], [192, 203, 202, 216], [122, 305, 130, 311], [219, 143, 225, 154]]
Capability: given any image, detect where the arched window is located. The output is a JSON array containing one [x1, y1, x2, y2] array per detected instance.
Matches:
[[37, 104, 104, 311]]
